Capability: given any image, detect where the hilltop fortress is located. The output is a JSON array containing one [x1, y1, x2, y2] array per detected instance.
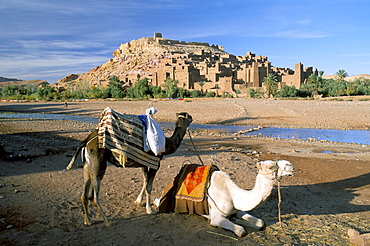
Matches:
[[57, 33, 318, 96]]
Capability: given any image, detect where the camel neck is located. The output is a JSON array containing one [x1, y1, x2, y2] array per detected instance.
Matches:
[[232, 174, 275, 211], [163, 125, 187, 155]]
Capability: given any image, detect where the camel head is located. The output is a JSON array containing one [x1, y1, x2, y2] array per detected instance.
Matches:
[[257, 160, 294, 180], [276, 160, 295, 177], [175, 112, 193, 128]]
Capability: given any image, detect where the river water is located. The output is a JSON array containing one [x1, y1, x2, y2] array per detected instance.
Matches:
[[1, 112, 369, 145]]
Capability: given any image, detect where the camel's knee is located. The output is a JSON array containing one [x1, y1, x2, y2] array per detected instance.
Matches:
[[209, 215, 226, 228], [81, 194, 88, 205]]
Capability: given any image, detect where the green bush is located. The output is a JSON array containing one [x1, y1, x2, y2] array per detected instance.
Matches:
[[127, 78, 152, 99], [279, 85, 298, 97], [247, 88, 262, 98], [205, 91, 215, 97], [163, 77, 179, 98], [191, 90, 202, 98]]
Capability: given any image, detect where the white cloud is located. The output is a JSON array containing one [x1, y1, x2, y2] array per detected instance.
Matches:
[[15, 40, 106, 50], [272, 30, 332, 39], [0, 49, 109, 82], [1, 0, 94, 15]]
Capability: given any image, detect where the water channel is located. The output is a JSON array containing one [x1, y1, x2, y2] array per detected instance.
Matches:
[[1, 112, 369, 145]]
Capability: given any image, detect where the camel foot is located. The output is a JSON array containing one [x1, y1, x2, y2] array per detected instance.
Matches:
[[234, 226, 247, 237], [146, 207, 158, 215], [255, 219, 265, 230], [134, 200, 143, 207], [84, 220, 92, 226], [153, 198, 160, 208], [258, 224, 266, 231]]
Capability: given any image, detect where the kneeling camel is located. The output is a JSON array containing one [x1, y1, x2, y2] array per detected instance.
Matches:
[[156, 160, 294, 237], [206, 160, 294, 236]]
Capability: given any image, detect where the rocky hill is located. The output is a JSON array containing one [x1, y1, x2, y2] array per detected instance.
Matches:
[[0, 77, 48, 89], [56, 34, 226, 88]]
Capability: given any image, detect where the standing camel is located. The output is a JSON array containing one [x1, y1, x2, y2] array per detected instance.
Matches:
[[65, 110, 193, 226]]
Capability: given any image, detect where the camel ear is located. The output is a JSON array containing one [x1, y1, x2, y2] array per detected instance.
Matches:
[[176, 112, 188, 118], [256, 161, 262, 170]]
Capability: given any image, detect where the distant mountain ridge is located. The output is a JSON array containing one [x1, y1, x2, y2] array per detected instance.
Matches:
[[0, 77, 47, 89], [0, 77, 24, 83]]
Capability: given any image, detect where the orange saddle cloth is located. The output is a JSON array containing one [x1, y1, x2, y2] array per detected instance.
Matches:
[[158, 164, 219, 215], [176, 164, 214, 201]]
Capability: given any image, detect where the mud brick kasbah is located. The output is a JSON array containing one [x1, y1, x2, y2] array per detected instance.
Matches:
[[56, 33, 317, 96]]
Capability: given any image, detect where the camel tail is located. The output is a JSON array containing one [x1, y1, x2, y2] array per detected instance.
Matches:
[[65, 129, 98, 171]]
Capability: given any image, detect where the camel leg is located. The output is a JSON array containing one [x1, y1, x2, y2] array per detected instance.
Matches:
[[144, 168, 158, 214], [90, 176, 110, 226], [81, 167, 92, 226], [135, 167, 147, 206], [209, 208, 246, 237], [135, 167, 158, 214], [81, 138, 110, 226], [234, 211, 264, 229]]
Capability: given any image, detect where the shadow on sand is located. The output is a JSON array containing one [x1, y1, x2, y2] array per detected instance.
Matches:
[[0, 102, 101, 117]]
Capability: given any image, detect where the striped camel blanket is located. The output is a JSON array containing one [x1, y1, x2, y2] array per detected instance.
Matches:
[[97, 107, 160, 170]]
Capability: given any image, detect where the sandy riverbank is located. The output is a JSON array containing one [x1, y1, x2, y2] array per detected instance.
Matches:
[[0, 98, 369, 245]]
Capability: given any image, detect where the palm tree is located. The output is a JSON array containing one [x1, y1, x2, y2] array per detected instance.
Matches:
[[262, 73, 278, 98], [335, 69, 348, 81], [306, 74, 319, 96], [197, 81, 206, 95]]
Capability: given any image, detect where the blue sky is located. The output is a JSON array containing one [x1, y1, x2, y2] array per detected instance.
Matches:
[[1, 0, 370, 83]]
